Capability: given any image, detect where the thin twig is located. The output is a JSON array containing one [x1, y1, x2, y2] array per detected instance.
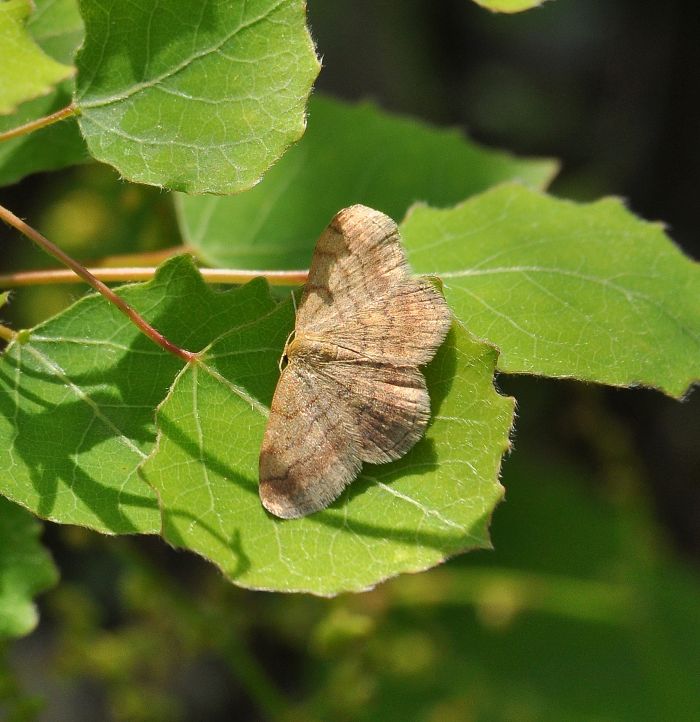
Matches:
[[0, 266, 309, 287], [0, 204, 198, 363], [0, 103, 78, 143]]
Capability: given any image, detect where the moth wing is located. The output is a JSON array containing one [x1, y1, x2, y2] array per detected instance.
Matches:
[[295, 205, 408, 332], [296, 205, 451, 365], [323, 278, 451, 366], [259, 363, 362, 519], [317, 360, 432, 465]]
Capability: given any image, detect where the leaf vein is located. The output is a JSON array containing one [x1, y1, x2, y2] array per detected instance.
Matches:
[[78, 0, 290, 109]]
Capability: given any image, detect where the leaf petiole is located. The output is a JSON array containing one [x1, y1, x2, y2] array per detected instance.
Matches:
[[0, 103, 79, 143], [0, 204, 197, 363]]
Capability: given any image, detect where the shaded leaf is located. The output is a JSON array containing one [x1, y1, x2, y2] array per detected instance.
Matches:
[[177, 95, 558, 268], [74, 0, 320, 193], [403, 184, 700, 397], [26, 0, 84, 64], [0, 0, 74, 114], [0, 495, 58, 639], [142, 306, 514, 594]]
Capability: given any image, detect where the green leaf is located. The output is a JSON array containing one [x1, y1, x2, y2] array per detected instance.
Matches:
[[142, 308, 514, 595], [0, 0, 74, 114], [176, 95, 558, 268], [403, 184, 700, 398], [26, 0, 84, 65], [0, 83, 89, 187], [0, 256, 296, 534], [2, 254, 513, 593], [0, 294, 162, 534], [0, 0, 88, 187], [0, 257, 271, 534], [74, 0, 320, 193], [473, 0, 550, 12], [0, 495, 58, 639], [0, 292, 9, 310]]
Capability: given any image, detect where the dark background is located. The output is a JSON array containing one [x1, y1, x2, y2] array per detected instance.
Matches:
[[1, 1, 699, 720]]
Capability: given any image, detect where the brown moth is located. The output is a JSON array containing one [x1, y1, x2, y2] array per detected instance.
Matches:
[[259, 205, 452, 519]]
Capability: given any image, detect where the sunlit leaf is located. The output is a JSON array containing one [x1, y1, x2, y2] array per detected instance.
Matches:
[[142, 305, 514, 594], [74, 0, 320, 193], [473, 0, 550, 12], [0, 0, 87, 187], [0, 0, 74, 114], [403, 184, 700, 397], [1, 253, 513, 593], [0, 257, 274, 533]]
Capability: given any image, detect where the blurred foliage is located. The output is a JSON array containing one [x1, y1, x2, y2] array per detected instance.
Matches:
[[2, 438, 699, 720]]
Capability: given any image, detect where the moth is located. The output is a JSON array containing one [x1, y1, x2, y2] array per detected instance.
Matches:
[[259, 205, 451, 518]]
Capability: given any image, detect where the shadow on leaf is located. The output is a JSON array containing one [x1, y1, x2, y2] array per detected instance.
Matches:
[[0, 365, 159, 532]]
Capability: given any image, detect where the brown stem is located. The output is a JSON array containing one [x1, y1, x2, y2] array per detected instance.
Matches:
[[0, 204, 197, 363], [0, 103, 79, 143], [0, 266, 309, 287]]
